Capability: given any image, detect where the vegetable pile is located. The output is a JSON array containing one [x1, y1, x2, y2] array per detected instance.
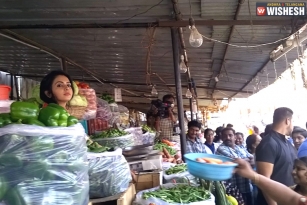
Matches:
[[0, 102, 79, 128], [100, 94, 115, 104], [196, 157, 235, 165], [87, 139, 110, 153], [142, 185, 211, 203], [0, 124, 88, 205], [88, 152, 131, 198], [91, 129, 128, 139], [90, 129, 132, 148], [142, 125, 155, 134], [154, 143, 176, 155], [165, 164, 187, 175]]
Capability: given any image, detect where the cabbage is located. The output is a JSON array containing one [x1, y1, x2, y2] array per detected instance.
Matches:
[[31, 84, 44, 104], [70, 95, 88, 106], [72, 81, 79, 95]]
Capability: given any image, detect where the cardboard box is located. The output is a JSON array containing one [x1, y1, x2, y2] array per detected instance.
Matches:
[[134, 171, 162, 193], [88, 183, 136, 205], [128, 155, 162, 172]]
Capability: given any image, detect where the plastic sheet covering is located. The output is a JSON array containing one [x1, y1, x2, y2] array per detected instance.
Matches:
[[118, 105, 129, 113], [125, 128, 155, 146], [0, 123, 89, 205], [135, 183, 215, 205], [0, 100, 14, 113], [79, 88, 97, 120], [87, 149, 131, 198], [96, 98, 113, 121]]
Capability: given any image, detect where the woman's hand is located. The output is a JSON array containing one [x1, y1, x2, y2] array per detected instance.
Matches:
[[233, 158, 255, 179]]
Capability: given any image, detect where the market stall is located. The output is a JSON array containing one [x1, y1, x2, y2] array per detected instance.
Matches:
[[0, 80, 241, 205]]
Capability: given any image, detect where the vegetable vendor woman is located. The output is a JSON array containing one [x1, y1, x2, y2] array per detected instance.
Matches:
[[40, 70, 74, 109]]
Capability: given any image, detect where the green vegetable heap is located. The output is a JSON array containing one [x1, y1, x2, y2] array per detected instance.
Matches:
[[90, 129, 132, 148], [143, 185, 211, 203], [165, 164, 187, 175], [154, 143, 177, 155], [142, 125, 155, 134], [0, 102, 79, 128], [87, 139, 110, 153], [91, 129, 128, 139], [100, 94, 115, 104]]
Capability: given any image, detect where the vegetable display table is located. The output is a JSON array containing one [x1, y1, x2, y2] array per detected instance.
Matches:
[[88, 183, 136, 205]]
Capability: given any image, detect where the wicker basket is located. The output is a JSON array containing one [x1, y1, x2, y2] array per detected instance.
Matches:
[[68, 106, 87, 120]]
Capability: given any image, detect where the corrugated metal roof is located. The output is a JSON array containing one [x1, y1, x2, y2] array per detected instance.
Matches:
[[0, 0, 304, 109]]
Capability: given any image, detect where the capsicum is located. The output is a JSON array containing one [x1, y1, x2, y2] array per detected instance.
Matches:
[[67, 116, 78, 126], [0, 176, 8, 201], [22, 119, 45, 126], [10, 101, 39, 122], [0, 113, 12, 128], [38, 103, 69, 127]]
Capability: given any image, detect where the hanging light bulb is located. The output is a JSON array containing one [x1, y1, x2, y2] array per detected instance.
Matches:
[[179, 55, 187, 73], [189, 25, 203, 48], [151, 85, 158, 95], [185, 88, 192, 98]]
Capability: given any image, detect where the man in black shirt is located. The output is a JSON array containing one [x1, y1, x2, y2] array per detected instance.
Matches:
[[256, 107, 297, 205]]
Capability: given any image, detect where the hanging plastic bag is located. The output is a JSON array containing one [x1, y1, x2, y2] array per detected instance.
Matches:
[[79, 88, 97, 120], [0, 123, 89, 205], [87, 148, 131, 198], [96, 98, 113, 121], [135, 183, 215, 205]]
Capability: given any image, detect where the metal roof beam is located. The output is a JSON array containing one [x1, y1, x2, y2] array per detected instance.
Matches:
[[0, 19, 297, 29], [210, 0, 243, 97]]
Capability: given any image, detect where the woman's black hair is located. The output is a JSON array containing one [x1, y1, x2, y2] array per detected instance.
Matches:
[[40, 70, 74, 104], [246, 134, 258, 154], [292, 127, 307, 139], [204, 128, 213, 136]]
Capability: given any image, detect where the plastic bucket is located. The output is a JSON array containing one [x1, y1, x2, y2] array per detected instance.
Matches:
[[0, 85, 11, 100]]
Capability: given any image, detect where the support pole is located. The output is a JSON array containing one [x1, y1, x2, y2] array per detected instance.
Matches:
[[14, 75, 20, 101], [60, 58, 67, 72], [171, 28, 186, 157], [9, 74, 13, 100], [189, 97, 193, 120]]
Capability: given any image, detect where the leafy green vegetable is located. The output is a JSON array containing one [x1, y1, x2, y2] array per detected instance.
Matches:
[[91, 129, 128, 139], [165, 164, 187, 175], [87, 140, 110, 153], [154, 143, 177, 155], [142, 184, 211, 203], [142, 125, 155, 134], [100, 94, 115, 104]]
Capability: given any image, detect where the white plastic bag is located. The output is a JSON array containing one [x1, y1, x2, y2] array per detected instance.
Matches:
[[0, 123, 89, 205], [135, 183, 215, 205], [87, 148, 131, 198]]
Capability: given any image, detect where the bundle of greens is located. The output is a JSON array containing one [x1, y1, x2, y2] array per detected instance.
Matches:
[[154, 143, 177, 155], [142, 184, 211, 204], [165, 164, 187, 175]]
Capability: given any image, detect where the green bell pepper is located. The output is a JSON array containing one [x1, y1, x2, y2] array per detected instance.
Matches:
[[0, 176, 8, 201], [38, 103, 69, 127], [3, 187, 26, 205], [22, 119, 45, 126], [0, 113, 12, 127], [10, 102, 39, 122], [67, 115, 78, 126]]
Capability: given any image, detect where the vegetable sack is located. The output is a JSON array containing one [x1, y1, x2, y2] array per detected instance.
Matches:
[[91, 129, 133, 148], [0, 123, 89, 205], [87, 149, 131, 198], [163, 164, 198, 185], [135, 183, 215, 205]]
